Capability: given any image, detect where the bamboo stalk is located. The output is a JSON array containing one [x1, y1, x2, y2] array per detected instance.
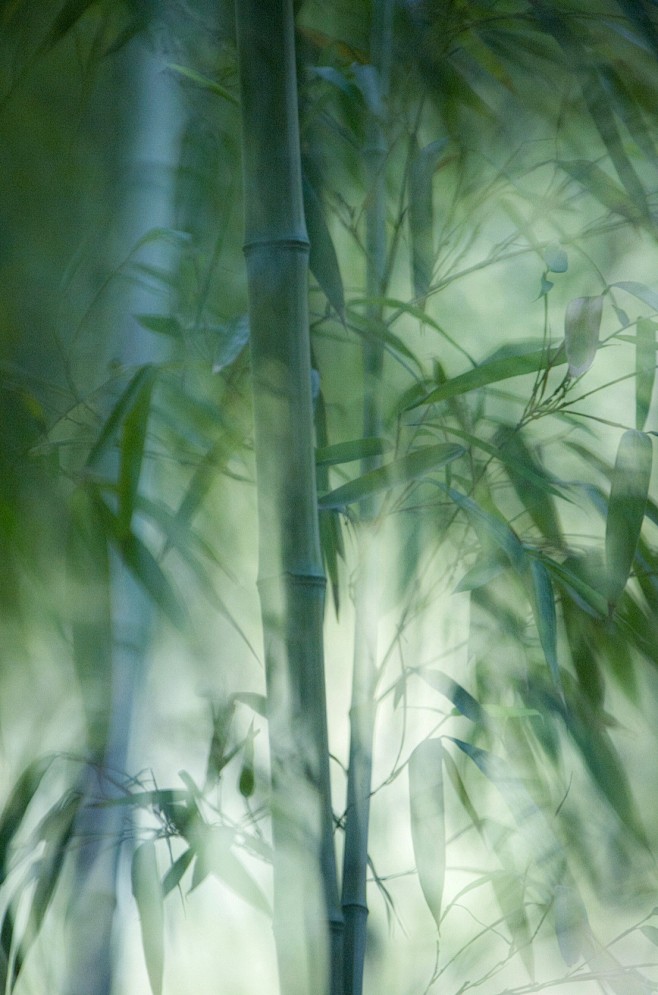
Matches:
[[234, 3, 342, 993], [341, 3, 394, 992]]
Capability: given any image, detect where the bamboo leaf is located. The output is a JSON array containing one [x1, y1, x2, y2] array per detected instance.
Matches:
[[318, 444, 464, 509], [491, 873, 534, 977], [408, 138, 448, 298], [543, 241, 568, 273], [86, 365, 155, 468], [417, 669, 485, 724], [131, 842, 165, 995], [559, 160, 645, 223], [529, 559, 560, 688], [315, 437, 391, 466], [441, 486, 526, 570], [196, 827, 270, 915], [613, 280, 658, 313], [118, 366, 156, 535], [408, 739, 446, 930], [166, 63, 239, 105], [0, 756, 53, 886], [211, 315, 250, 373], [605, 429, 653, 607], [133, 315, 183, 339], [302, 172, 345, 319], [162, 848, 195, 897], [636, 318, 657, 431], [409, 342, 565, 407], [564, 296, 603, 377], [232, 692, 267, 717], [454, 551, 508, 592]]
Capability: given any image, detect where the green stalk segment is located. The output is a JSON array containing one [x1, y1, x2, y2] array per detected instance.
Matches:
[[234, 3, 342, 993]]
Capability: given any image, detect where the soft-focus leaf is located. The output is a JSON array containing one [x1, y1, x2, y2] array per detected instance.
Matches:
[[318, 443, 464, 509], [410, 342, 565, 407], [542, 241, 568, 273], [408, 138, 448, 298], [454, 551, 508, 592], [497, 428, 561, 538], [635, 318, 657, 430], [553, 883, 588, 966], [118, 367, 156, 535], [303, 172, 345, 319], [529, 559, 560, 688], [166, 63, 239, 105], [211, 315, 250, 373], [408, 739, 445, 929], [0, 756, 53, 885], [564, 296, 603, 377], [491, 873, 534, 977], [417, 669, 485, 724], [559, 160, 646, 224], [613, 280, 658, 313], [195, 827, 270, 915], [162, 848, 195, 897], [134, 315, 182, 339], [605, 430, 653, 607], [86, 365, 155, 468], [131, 842, 164, 995], [315, 437, 391, 466], [232, 692, 267, 717], [442, 486, 526, 570]]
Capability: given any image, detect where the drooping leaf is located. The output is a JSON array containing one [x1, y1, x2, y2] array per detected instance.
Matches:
[[86, 365, 156, 469], [417, 669, 485, 724], [409, 341, 566, 408], [542, 241, 568, 273], [605, 430, 653, 607], [559, 160, 646, 224], [302, 171, 345, 320], [0, 756, 53, 886], [564, 296, 603, 377], [162, 848, 195, 897], [211, 315, 250, 373], [408, 739, 446, 930], [491, 873, 534, 977], [497, 428, 561, 538], [318, 443, 464, 509], [131, 841, 164, 995], [441, 486, 526, 571], [194, 827, 270, 915], [613, 280, 658, 313], [553, 883, 588, 966], [636, 318, 657, 430], [118, 367, 157, 535], [529, 559, 560, 688], [166, 63, 239, 105], [133, 315, 183, 339], [408, 138, 448, 299], [315, 437, 391, 466], [454, 551, 508, 592]]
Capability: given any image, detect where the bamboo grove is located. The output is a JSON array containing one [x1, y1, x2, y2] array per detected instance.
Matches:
[[1, 2, 658, 994]]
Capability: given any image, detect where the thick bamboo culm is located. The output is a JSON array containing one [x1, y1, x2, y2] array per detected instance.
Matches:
[[234, 2, 343, 993]]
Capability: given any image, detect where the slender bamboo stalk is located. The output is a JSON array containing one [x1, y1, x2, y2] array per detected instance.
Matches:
[[341, 3, 394, 993], [234, 4, 342, 993]]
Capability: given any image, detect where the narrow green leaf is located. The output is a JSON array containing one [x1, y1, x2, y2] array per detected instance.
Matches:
[[454, 551, 508, 592], [408, 739, 446, 930], [408, 138, 448, 298], [613, 280, 658, 313], [559, 160, 645, 224], [303, 173, 345, 319], [553, 883, 587, 966], [605, 430, 653, 607], [196, 827, 270, 915], [491, 873, 534, 977], [0, 756, 53, 885], [315, 437, 391, 466], [529, 559, 560, 688], [409, 342, 565, 408], [131, 842, 164, 995], [417, 669, 485, 724], [441, 486, 526, 570], [162, 848, 195, 897], [86, 365, 155, 468], [543, 242, 568, 273], [318, 444, 464, 509], [118, 367, 156, 535], [211, 315, 250, 373], [232, 692, 267, 717], [442, 749, 482, 831], [166, 63, 239, 105], [636, 318, 657, 431], [641, 925, 658, 946], [564, 296, 603, 377], [133, 315, 182, 339]]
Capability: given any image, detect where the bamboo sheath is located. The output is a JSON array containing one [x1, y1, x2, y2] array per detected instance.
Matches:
[[234, 2, 342, 992]]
